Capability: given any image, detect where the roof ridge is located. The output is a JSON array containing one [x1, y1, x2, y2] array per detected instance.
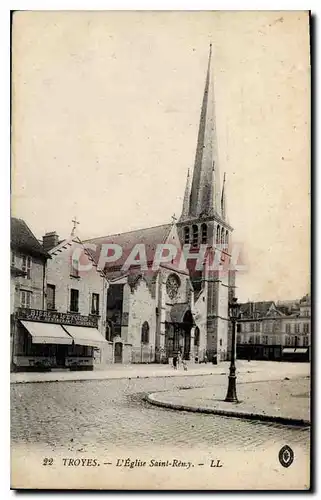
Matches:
[[85, 222, 172, 242]]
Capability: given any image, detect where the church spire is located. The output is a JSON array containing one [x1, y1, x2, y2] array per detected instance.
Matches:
[[183, 44, 222, 219], [181, 168, 191, 219]]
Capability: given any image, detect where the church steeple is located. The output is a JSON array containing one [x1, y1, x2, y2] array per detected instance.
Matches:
[[180, 44, 223, 221]]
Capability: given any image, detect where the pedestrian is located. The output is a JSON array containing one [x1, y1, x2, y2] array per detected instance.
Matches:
[[177, 350, 182, 369], [173, 354, 178, 369]]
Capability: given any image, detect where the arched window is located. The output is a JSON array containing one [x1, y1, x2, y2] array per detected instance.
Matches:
[[225, 230, 229, 246], [216, 225, 220, 245], [194, 327, 200, 347], [220, 227, 224, 244], [141, 321, 150, 344], [201, 223, 207, 244], [192, 224, 198, 247], [184, 226, 190, 244]]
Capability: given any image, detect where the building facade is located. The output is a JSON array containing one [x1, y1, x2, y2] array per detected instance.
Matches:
[[236, 295, 311, 362], [45, 234, 109, 368], [282, 294, 311, 358], [11, 221, 108, 371], [11, 218, 49, 369]]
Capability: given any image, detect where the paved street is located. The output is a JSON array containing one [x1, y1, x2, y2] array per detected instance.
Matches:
[[11, 373, 310, 454]]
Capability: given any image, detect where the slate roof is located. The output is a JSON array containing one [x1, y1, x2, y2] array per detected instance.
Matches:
[[85, 224, 173, 274], [11, 217, 49, 258]]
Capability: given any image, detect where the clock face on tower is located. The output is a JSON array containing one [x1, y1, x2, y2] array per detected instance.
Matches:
[[166, 274, 181, 300]]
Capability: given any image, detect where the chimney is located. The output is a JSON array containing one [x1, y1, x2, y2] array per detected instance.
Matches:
[[43, 231, 59, 252]]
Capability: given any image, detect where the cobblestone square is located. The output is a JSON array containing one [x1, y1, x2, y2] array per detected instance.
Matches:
[[11, 372, 310, 455]]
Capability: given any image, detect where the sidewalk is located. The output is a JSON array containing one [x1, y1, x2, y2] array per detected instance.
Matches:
[[146, 376, 310, 426], [10, 360, 310, 384]]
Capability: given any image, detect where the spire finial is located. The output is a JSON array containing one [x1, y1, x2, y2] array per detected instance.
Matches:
[[171, 213, 177, 225]]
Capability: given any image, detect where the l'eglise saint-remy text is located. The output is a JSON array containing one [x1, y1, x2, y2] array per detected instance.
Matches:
[[115, 458, 223, 469]]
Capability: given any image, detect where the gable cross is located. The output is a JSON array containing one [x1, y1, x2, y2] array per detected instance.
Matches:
[[71, 216, 80, 237], [171, 213, 177, 224]]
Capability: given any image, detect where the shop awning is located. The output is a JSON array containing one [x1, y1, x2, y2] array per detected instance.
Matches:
[[21, 320, 73, 345], [62, 325, 107, 347], [282, 347, 308, 354]]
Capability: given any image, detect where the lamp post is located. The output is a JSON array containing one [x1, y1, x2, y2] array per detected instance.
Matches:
[[225, 297, 240, 403]]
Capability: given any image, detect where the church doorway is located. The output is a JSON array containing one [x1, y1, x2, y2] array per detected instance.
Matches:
[[182, 310, 193, 360], [164, 308, 194, 362]]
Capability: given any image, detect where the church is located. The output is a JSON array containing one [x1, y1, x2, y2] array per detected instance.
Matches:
[[87, 45, 235, 365]]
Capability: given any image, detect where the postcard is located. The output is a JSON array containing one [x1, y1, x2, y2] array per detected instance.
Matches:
[[10, 10, 310, 490]]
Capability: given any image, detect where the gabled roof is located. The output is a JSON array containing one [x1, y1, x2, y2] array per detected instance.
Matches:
[[11, 217, 49, 259], [85, 223, 172, 273], [48, 236, 107, 278], [239, 301, 283, 319]]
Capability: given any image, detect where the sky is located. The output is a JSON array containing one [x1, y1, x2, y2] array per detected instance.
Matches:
[[11, 11, 310, 302]]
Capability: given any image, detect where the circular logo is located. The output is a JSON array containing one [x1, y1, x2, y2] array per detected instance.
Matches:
[[278, 445, 294, 468]]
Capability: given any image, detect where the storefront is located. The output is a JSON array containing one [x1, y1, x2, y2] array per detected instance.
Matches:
[[12, 308, 107, 371], [282, 347, 310, 363]]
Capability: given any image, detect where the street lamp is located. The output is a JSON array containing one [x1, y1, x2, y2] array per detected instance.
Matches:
[[225, 297, 240, 403]]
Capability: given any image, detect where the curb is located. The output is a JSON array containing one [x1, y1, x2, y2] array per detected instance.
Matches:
[[10, 370, 222, 385], [145, 393, 311, 428]]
